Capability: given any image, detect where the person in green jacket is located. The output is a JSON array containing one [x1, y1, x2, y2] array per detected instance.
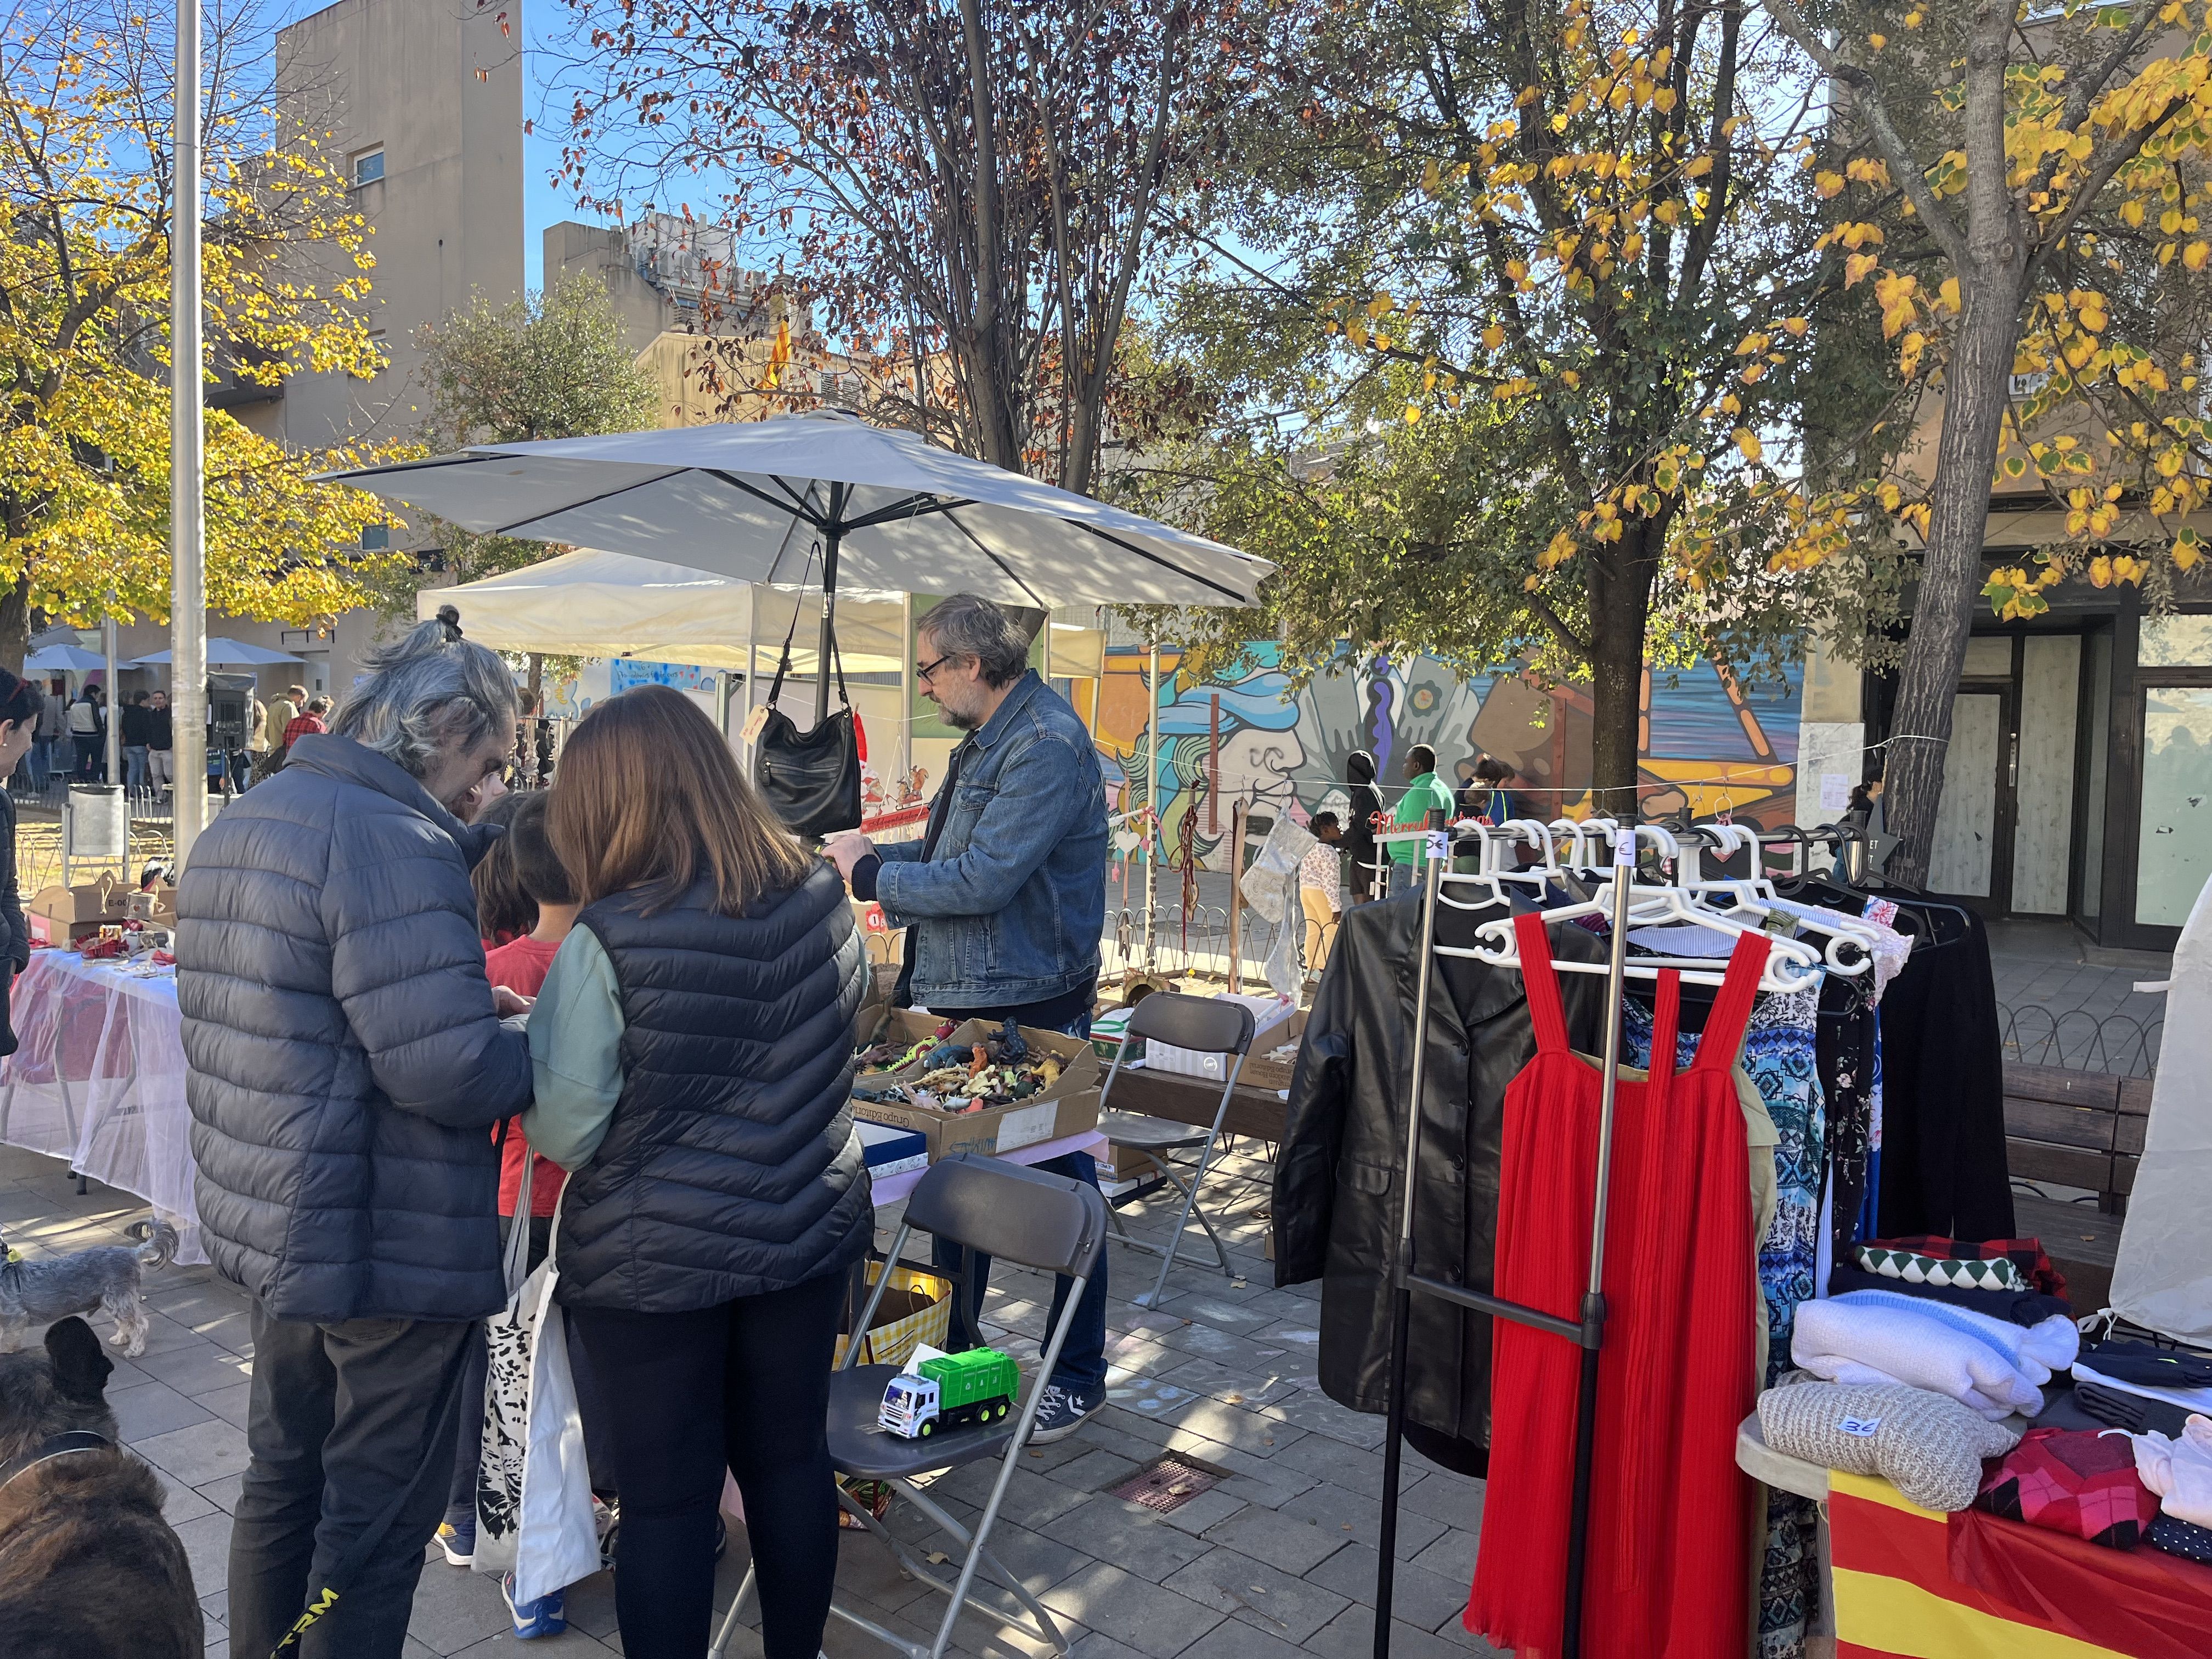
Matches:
[[1386, 743, 1460, 889]]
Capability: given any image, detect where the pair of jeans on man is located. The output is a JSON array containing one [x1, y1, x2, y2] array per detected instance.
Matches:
[[927, 1007, 1109, 1403]]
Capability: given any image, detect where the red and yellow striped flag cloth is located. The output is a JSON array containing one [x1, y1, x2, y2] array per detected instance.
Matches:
[[1829, 1471, 2212, 1659]]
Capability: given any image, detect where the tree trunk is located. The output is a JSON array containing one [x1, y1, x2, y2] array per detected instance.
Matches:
[[1585, 538, 1655, 821], [1881, 277, 2023, 888], [0, 575, 29, 678], [526, 652, 544, 715]]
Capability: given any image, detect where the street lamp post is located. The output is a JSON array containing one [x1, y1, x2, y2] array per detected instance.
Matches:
[[169, 0, 207, 863]]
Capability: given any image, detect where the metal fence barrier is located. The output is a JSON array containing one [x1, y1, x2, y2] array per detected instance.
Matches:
[[1998, 1003, 2163, 1079]]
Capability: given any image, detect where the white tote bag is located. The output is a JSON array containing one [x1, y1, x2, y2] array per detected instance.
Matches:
[[473, 1160, 601, 1602]]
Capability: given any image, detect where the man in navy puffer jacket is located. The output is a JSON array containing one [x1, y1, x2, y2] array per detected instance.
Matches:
[[178, 607, 530, 1659]]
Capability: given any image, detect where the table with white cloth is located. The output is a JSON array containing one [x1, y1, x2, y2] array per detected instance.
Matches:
[[0, 949, 205, 1263]]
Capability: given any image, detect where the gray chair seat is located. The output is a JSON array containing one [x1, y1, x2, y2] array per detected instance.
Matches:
[[711, 1156, 1109, 1659], [830, 1364, 1019, 1480], [1098, 1109, 1206, 1152]]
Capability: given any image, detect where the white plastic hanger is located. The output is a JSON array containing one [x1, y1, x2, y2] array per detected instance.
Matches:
[[1464, 826, 1828, 994]]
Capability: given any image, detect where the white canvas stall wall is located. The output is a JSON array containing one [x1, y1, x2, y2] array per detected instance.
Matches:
[[2111, 868, 2212, 1340], [2009, 634, 2081, 915]]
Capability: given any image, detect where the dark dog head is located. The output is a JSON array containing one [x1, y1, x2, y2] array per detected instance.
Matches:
[[0, 1318, 117, 1463]]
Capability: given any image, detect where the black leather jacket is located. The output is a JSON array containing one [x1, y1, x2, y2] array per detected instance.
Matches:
[[1274, 893, 1605, 1445]]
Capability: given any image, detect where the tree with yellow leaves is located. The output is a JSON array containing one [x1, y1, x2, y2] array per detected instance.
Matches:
[[1764, 0, 2212, 884], [1149, 0, 1879, 812], [0, 0, 401, 674]]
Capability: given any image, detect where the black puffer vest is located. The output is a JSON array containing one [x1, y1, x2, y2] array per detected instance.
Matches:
[[554, 862, 872, 1311]]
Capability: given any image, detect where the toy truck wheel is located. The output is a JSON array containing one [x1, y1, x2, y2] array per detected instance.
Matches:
[[919, 1420, 933, 1436]]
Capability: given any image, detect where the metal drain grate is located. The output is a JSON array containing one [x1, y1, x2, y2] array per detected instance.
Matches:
[[1108, 1452, 1227, 1514]]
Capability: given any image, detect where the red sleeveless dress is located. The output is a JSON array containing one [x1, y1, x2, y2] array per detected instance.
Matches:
[[1466, 911, 1768, 1658]]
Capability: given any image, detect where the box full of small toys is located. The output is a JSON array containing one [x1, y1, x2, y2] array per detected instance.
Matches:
[[849, 1015, 1101, 1161]]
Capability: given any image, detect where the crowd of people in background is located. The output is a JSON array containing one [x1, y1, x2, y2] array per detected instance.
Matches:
[[1289, 744, 1522, 978], [4, 674, 329, 797]]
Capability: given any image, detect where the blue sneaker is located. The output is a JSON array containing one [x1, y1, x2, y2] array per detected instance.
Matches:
[[435, 1518, 473, 1567], [1026, 1383, 1104, 1444], [501, 1576, 566, 1639]]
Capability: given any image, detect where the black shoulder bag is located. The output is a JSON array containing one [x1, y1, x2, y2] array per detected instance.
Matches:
[[752, 599, 864, 837]]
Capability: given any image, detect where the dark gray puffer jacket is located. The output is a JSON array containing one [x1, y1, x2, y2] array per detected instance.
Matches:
[[556, 862, 872, 1311], [177, 733, 531, 1323]]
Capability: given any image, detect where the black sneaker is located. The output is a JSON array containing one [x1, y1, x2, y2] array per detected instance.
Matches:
[[1026, 1383, 1104, 1444]]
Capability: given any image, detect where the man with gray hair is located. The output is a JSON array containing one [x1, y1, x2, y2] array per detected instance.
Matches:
[[826, 591, 1111, 1441], [177, 603, 533, 1658]]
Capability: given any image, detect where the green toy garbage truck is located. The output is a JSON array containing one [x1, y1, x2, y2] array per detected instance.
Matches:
[[878, 1348, 1019, 1438]]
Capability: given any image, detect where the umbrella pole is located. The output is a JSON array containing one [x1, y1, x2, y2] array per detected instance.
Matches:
[[814, 504, 844, 729], [1143, 641, 1159, 973]]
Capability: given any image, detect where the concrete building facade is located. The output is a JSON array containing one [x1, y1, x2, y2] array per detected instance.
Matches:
[[225, 0, 524, 454]]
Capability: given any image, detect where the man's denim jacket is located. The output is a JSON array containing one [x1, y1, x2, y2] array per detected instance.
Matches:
[[876, 671, 1107, 1008]]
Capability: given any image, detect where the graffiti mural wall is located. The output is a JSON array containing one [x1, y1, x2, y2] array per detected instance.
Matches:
[[1094, 645, 1801, 866]]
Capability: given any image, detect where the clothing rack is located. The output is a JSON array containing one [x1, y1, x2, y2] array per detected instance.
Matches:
[[1372, 812, 1636, 1659], [1367, 811, 1949, 1657]]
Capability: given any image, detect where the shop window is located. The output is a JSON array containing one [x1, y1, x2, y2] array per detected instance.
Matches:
[[2135, 685, 2212, 927], [2138, 613, 2212, 667]]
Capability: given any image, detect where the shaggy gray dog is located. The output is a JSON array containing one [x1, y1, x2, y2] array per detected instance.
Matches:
[[0, 1220, 178, 1358]]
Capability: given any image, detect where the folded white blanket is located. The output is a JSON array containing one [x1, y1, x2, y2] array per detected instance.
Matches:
[[2126, 1413, 2212, 1528], [1793, 1296, 2044, 1420], [1832, 1289, 2079, 1381]]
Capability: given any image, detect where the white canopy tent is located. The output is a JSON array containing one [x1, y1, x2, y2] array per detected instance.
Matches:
[[419, 549, 909, 678]]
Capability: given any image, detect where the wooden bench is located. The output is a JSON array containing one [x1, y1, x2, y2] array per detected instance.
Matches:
[[2002, 1062, 2153, 1313]]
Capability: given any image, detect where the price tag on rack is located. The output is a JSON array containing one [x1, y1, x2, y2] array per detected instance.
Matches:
[[1425, 830, 1450, 861], [1615, 830, 1637, 867]]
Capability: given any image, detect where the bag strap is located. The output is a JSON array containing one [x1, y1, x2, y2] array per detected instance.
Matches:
[[764, 543, 823, 710], [269, 1331, 475, 1656], [828, 626, 851, 713]]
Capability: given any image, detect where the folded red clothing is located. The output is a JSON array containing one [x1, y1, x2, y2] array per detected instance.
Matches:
[[1874, 1233, 2068, 1299], [1978, 1427, 2159, 1550]]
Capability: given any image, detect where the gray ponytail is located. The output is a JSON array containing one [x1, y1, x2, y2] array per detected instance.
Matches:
[[332, 603, 515, 779]]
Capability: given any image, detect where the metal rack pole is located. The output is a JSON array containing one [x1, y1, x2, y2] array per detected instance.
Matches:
[[1560, 829, 1634, 1658], [1372, 820, 1637, 1659], [1373, 812, 1447, 1656]]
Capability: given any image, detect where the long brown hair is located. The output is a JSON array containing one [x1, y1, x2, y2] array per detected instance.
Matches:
[[549, 684, 812, 916], [470, 792, 534, 942]]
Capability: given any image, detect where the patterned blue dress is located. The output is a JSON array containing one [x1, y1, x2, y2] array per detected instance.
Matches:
[[1626, 976, 1825, 1659]]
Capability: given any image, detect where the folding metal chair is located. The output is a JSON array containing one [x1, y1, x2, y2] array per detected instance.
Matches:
[[1094, 991, 1257, 1308], [709, 1153, 1107, 1659]]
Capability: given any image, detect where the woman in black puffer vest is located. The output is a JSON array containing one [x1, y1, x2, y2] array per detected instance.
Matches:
[[521, 683, 867, 1659]]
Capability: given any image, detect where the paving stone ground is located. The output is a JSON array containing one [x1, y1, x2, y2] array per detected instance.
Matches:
[[0, 1140, 1500, 1659]]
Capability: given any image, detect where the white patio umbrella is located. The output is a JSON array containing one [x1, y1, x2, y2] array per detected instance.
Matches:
[[323, 411, 1273, 720], [129, 637, 302, 667], [23, 644, 109, 674]]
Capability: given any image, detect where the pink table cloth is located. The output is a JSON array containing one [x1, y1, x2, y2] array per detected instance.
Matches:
[[0, 949, 205, 1263]]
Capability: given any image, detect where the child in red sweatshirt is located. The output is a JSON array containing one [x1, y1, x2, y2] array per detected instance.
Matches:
[[440, 792, 616, 1630]]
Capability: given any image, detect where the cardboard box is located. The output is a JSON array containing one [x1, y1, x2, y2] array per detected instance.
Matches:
[[853, 1020, 1100, 1162], [1237, 1007, 1310, 1093], [853, 961, 906, 1045], [1096, 1144, 1162, 1183], [27, 873, 130, 947]]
